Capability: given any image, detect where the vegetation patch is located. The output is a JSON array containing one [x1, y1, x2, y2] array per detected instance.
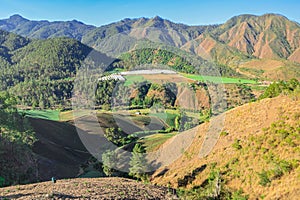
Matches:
[[149, 111, 179, 127], [19, 109, 60, 121], [259, 78, 300, 99], [140, 133, 176, 152], [124, 75, 146, 86], [181, 73, 257, 84]]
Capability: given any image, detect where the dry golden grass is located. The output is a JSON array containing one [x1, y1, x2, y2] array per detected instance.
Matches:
[[151, 95, 300, 199], [289, 47, 300, 63], [240, 59, 283, 71], [239, 59, 300, 80]]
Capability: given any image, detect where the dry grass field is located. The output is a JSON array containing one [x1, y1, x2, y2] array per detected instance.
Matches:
[[151, 94, 300, 199]]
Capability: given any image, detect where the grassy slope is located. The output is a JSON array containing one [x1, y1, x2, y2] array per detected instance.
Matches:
[[238, 59, 300, 81], [19, 109, 60, 121], [151, 94, 300, 199]]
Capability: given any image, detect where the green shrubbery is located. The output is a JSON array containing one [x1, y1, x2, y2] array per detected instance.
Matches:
[[105, 127, 137, 146], [232, 139, 242, 150], [0, 93, 37, 187], [0, 176, 5, 187], [258, 170, 271, 186], [259, 78, 300, 99], [177, 165, 249, 199]]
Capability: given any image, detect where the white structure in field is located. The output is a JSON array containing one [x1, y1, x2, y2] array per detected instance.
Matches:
[[98, 74, 125, 81], [98, 69, 177, 82]]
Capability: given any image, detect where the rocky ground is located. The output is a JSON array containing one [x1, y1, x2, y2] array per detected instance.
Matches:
[[0, 178, 176, 200]]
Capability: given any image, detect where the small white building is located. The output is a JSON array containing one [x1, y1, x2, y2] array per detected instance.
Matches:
[[98, 74, 125, 81]]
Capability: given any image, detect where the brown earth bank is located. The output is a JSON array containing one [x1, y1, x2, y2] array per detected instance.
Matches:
[[0, 178, 174, 200]]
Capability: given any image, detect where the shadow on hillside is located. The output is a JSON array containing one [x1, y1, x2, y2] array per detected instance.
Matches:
[[177, 164, 207, 187], [28, 118, 92, 181], [52, 192, 82, 199], [0, 193, 33, 199]]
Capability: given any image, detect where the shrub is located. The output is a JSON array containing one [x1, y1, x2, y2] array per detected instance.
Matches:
[[0, 176, 5, 187], [231, 189, 249, 200], [220, 131, 229, 136], [258, 170, 271, 186], [259, 79, 300, 99], [232, 139, 242, 150]]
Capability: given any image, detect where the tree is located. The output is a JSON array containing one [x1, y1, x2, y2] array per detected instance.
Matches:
[[105, 127, 124, 145], [259, 79, 300, 99], [0, 91, 16, 110], [39, 94, 45, 109], [178, 110, 189, 131], [0, 176, 5, 187], [129, 143, 149, 181], [102, 150, 118, 177]]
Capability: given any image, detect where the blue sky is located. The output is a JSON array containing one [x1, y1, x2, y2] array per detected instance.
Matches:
[[0, 0, 299, 26]]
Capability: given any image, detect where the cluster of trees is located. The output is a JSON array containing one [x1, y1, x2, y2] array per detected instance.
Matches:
[[259, 78, 300, 99], [124, 81, 178, 108], [176, 110, 201, 131], [117, 48, 197, 73], [96, 80, 207, 111], [95, 80, 118, 107], [0, 33, 98, 109], [0, 92, 37, 187], [101, 143, 149, 181], [105, 127, 138, 146], [116, 48, 240, 77], [1, 29, 241, 110]]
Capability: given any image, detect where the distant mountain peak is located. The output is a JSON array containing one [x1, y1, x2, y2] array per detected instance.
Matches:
[[153, 16, 163, 21], [70, 19, 86, 25], [231, 13, 289, 22], [9, 14, 26, 21], [261, 13, 287, 18]]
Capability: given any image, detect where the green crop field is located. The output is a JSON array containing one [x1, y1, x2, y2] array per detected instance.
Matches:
[[150, 112, 178, 127], [181, 73, 257, 84], [141, 133, 176, 152], [123, 75, 146, 86], [19, 109, 60, 121], [123, 73, 257, 86]]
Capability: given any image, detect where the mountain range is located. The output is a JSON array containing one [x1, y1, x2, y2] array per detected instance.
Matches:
[[1, 13, 300, 80], [0, 14, 95, 40], [1, 13, 300, 199]]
